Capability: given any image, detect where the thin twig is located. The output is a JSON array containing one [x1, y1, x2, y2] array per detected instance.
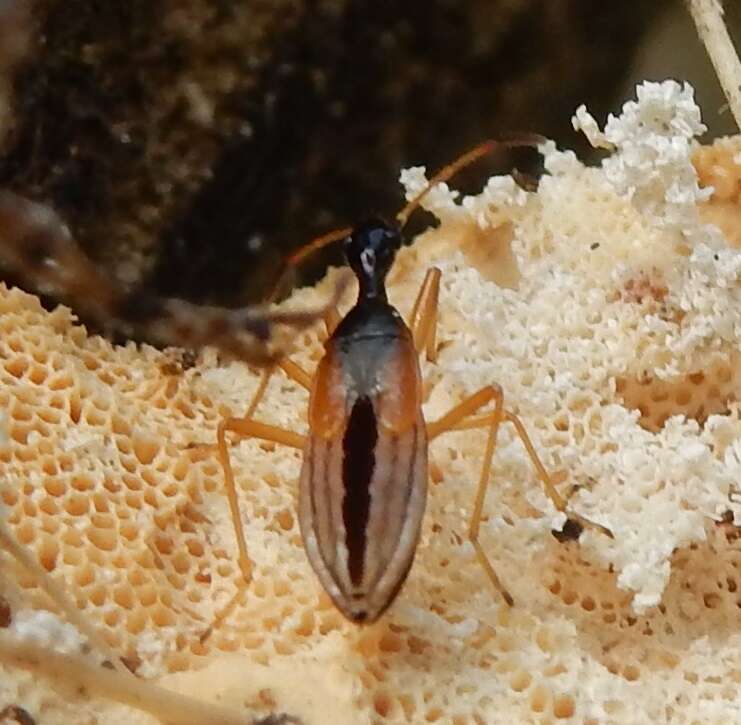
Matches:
[[0, 516, 130, 675], [688, 0, 741, 131], [0, 631, 247, 725]]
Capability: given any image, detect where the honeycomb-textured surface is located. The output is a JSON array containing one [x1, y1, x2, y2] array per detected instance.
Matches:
[[615, 355, 740, 433], [695, 135, 741, 248], [2, 81, 741, 723]]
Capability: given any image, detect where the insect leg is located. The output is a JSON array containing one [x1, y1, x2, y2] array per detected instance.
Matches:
[[426, 384, 513, 604], [244, 303, 337, 417], [218, 418, 305, 583], [322, 302, 342, 337], [243, 369, 274, 418], [452, 406, 612, 539], [206, 418, 306, 641], [408, 267, 441, 361], [426, 385, 499, 440], [427, 384, 612, 605]]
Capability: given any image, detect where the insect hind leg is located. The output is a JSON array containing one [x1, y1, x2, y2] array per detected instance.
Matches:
[[427, 384, 611, 606]]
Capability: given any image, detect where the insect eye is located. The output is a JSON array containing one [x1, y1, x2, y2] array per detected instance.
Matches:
[[359, 248, 376, 274]]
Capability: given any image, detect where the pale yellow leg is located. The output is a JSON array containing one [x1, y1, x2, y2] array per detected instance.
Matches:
[[217, 418, 305, 583], [427, 385, 512, 603], [206, 417, 306, 641], [244, 306, 334, 418], [427, 384, 612, 606], [190, 354, 310, 460], [322, 303, 342, 337], [209, 332, 314, 639], [244, 368, 273, 418], [408, 267, 441, 361]]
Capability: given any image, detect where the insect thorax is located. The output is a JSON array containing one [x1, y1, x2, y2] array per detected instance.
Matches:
[[332, 299, 412, 404]]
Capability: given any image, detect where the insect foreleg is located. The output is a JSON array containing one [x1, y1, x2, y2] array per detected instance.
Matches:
[[407, 267, 441, 362]]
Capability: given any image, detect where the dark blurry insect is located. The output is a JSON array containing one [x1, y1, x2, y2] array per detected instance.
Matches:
[[213, 137, 613, 626], [0, 192, 348, 365], [253, 715, 302, 725], [551, 517, 585, 543]]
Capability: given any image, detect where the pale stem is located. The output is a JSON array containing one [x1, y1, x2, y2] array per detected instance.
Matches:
[[688, 0, 741, 131]]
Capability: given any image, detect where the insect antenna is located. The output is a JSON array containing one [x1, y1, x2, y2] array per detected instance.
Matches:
[[267, 132, 546, 302], [395, 132, 546, 228], [267, 225, 353, 303]]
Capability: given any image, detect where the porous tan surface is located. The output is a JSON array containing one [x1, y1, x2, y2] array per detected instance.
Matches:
[[695, 134, 741, 248], [1, 81, 741, 724]]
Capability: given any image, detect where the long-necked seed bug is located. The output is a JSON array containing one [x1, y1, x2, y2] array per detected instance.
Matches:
[[214, 136, 613, 625]]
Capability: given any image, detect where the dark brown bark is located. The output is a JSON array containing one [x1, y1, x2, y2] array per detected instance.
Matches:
[[0, 0, 669, 319]]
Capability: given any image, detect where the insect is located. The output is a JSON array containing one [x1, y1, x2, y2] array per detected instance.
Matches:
[[0, 192, 349, 366], [215, 138, 613, 625]]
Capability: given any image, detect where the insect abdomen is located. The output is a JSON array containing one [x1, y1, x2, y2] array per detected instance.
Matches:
[[298, 408, 427, 623], [299, 302, 428, 623], [342, 395, 377, 587]]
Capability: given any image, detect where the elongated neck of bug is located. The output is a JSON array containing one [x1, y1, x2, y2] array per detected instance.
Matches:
[[355, 267, 388, 304]]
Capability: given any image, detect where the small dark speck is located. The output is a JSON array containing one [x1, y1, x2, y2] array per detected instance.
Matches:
[[0, 595, 11, 627], [590, 242, 600, 250], [253, 716, 303, 725], [714, 254, 720, 261], [181, 348, 198, 370], [103, 655, 140, 676], [552, 517, 584, 543], [121, 653, 142, 674]]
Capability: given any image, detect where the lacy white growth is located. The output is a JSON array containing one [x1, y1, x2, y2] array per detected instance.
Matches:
[[400, 165, 528, 229], [574, 80, 713, 241]]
